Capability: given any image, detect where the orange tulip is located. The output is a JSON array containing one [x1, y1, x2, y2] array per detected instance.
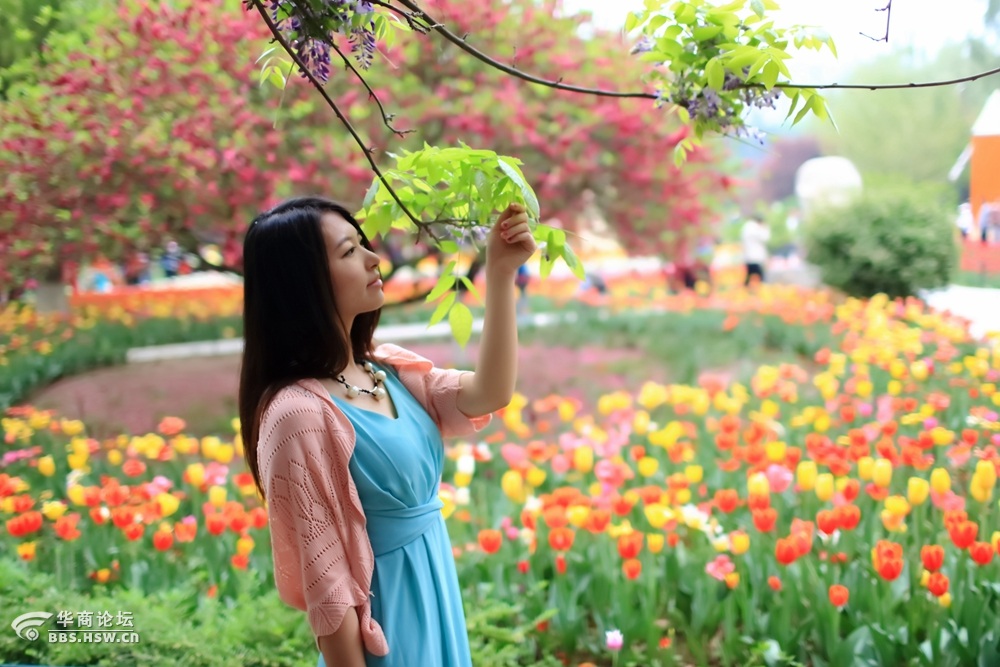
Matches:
[[927, 572, 949, 597], [622, 558, 642, 580], [752, 507, 777, 532], [775, 537, 798, 565], [585, 509, 611, 534], [816, 510, 838, 536], [152, 529, 174, 551], [836, 504, 861, 531], [205, 513, 227, 536], [768, 575, 783, 591], [949, 521, 978, 549], [970, 541, 994, 566], [548, 527, 575, 552], [478, 529, 503, 554], [920, 545, 944, 572], [555, 554, 567, 575], [828, 584, 849, 607], [714, 489, 740, 513], [617, 532, 644, 559]]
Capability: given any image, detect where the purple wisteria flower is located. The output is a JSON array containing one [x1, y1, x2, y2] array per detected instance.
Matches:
[[249, 0, 378, 81]]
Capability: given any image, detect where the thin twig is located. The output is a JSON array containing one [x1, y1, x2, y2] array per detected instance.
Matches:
[[367, 0, 433, 33], [248, 0, 428, 234], [289, 2, 413, 137], [860, 0, 893, 43], [394, 0, 1000, 94]]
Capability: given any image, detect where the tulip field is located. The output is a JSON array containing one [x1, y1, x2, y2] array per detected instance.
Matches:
[[2, 279, 1000, 666]]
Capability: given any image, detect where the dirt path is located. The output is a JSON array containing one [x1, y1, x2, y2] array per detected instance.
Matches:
[[26, 343, 666, 437]]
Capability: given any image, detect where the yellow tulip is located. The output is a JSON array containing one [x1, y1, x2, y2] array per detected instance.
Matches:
[[633, 411, 651, 436], [208, 485, 227, 508], [454, 471, 473, 487], [644, 504, 670, 529], [526, 466, 546, 488], [797, 461, 818, 491], [930, 468, 951, 495], [975, 460, 997, 489], [815, 473, 835, 502], [37, 456, 55, 477], [730, 531, 750, 555], [939, 593, 952, 608], [675, 488, 692, 505], [107, 449, 123, 466], [573, 447, 594, 474], [156, 492, 180, 517], [558, 401, 576, 422], [884, 495, 910, 517], [748, 473, 770, 497], [857, 456, 874, 481], [17, 542, 36, 560], [567, 505, 590, 528], [920, 570, 930, 587], [647, 533, 665, 554], [67, 485, 87, 506], [971, 480, 993, 503], [765, 441, 787, 462], [887, 380, 902, 396], [236, 536, 255, 557], [637, 457, 659, 478], [186, 463, 206, 488], [41, 501, 68, 521], [684, 465, 703, 484], [872, 459, 893, 489], [907, 478, 929, 506], [501, 470, 526, 503]]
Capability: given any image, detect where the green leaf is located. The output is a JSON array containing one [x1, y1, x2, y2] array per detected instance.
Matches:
[[428, 291, 456, 327], [562, 243, 586, 280], [692, 25, 722, 42], [751, 0, 766, 17], [624, 11, 639, 33], [497, 158, 540, 220], [458, 276, 482, 302], [425, 276, 456, 302], [760, 61, 779, 89], [705, 57, 724, 91], [448, 302, 474, 347], [361, 179, 380, 211]]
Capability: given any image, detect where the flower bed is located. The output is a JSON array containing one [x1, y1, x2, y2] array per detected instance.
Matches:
[[2, 288, 1000, 665]]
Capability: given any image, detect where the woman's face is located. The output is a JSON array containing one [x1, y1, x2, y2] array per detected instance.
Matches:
[[320, 212, 384, 323]]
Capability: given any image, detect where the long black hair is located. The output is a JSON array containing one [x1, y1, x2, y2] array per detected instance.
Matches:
[[238, 196, 381, 500]]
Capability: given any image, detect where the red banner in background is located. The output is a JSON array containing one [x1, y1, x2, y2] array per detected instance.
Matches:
[[960, 241, 1000, 274]]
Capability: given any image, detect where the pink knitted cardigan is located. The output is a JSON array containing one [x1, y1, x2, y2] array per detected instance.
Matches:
[[256, 343, 491, 656]]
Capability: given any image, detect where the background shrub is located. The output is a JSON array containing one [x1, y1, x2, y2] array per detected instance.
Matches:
[[803, 190, 958, 298]]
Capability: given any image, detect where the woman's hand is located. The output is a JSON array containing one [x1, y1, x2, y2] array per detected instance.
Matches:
[[486, 202, 537, 277]]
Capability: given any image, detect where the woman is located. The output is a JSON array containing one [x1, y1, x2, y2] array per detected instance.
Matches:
[[238, 196, 535, 667]]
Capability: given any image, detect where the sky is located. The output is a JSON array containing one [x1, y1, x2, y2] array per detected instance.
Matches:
[[562, 0, 988, 82]]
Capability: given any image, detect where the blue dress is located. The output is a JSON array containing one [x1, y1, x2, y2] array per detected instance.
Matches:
[[317, 363, 472, 667]]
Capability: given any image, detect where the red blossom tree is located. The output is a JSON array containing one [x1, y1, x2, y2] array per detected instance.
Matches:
[[0, 0, 730, 285]]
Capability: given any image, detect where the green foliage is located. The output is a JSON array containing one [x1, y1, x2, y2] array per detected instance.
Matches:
[[803, 191, 959, 299], [0, 557, 315, 667], [0, 556, 565, 667], [627, 0, 836, 159], [356, 145, 584, 345], [0, 0, 113, 99]]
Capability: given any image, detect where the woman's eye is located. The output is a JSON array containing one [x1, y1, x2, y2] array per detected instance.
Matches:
[[344, 247, 356, 257]]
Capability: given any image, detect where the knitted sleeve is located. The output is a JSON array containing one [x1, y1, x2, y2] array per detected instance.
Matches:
[[258, 392, 368, 639]]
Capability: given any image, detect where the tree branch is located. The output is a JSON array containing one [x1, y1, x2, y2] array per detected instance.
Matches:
[[392, 0, 1000, 94], [290, 2, 414, 138], [248, 0, 430, 236], [367, 0, 435, 33], [860, 1, 893, 43]]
